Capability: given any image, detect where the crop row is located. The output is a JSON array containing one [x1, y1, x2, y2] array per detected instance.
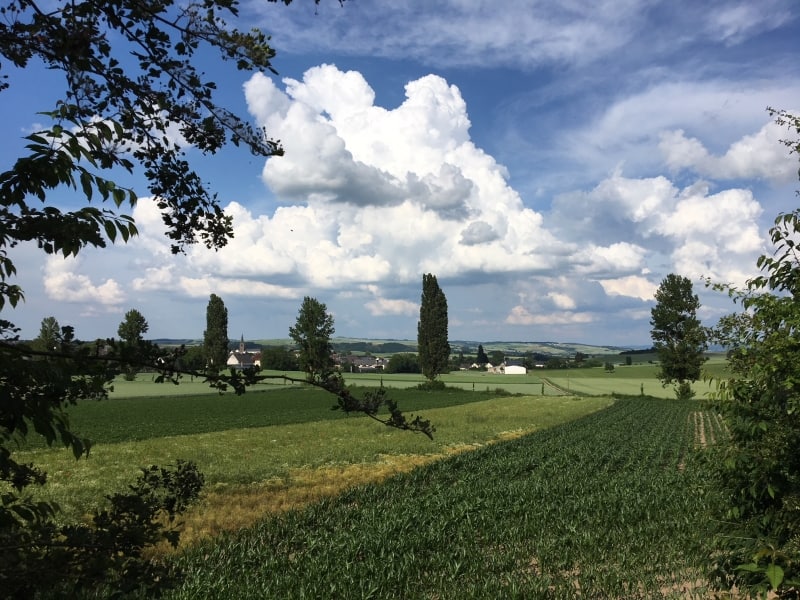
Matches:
[[168, 398, 723, 599]]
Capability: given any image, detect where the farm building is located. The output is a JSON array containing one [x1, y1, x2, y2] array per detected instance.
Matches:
[[337, 354, 386, 372], [227, 335, 261, 370], [487, 360, 527, 375]]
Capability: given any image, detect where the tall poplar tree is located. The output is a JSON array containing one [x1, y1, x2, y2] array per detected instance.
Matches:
[[650, 273, 707, 400], [417, 273, 450, 382], [203, 294, 229, 372]]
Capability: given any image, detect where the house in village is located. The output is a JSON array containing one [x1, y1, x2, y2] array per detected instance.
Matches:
[[227, 335, 261, 370]]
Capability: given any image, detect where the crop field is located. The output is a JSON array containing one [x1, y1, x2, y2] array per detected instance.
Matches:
[[16, 386, 611, 538], [16, 375, 731, 597], [167, 397, 726, 599]]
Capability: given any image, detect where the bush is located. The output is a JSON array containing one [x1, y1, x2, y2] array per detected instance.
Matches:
[[385, 353, 421, 374], [1, 460, 204, 598], [416, 379, 447, 391]]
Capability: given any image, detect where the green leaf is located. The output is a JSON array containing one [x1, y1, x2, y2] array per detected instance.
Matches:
[[766, 563, 784, 590], [103, 220, 117, 242], [112, 188, 126, 207]]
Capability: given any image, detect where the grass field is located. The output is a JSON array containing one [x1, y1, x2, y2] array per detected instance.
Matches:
[[107, 352, 731, 400], [335, 354, 730, 399]]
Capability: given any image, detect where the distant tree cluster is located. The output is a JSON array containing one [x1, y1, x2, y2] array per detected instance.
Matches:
[[385, 353, 420, 374], [260, 346, 299, 371]]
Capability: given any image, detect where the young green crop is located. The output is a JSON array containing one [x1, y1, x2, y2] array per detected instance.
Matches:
[[167, 398, 726, 599]]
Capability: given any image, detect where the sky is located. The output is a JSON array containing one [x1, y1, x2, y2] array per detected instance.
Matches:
[[2, 0, 800, 347]]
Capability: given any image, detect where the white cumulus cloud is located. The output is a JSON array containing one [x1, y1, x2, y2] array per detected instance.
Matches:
[[43, 256, 124, 307]]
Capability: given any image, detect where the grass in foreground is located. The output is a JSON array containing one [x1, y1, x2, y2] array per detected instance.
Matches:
[[166, 397, 724, 599]]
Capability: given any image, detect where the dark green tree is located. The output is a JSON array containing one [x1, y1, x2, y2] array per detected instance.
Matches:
[[179, 345, 207, 375], [203, 294, 229, 372], [476, 344, 489, 365], [117, 308, 149, 344], [706, 108, 800, 596], [650, 273, 707, 400], [260, 346, 300, 371], [33, 316, 61, 352], [289, 296, 335, 382], [489, 350, 505, 366], [385, 353, 421, 374], [117, 308, 150, 380], [417, 273, 450, 381]]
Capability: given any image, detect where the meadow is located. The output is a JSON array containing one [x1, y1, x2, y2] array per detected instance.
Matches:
[[333, 353, 730, 399]]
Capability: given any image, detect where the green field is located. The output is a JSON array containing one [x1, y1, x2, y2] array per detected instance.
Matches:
[[18, 386, 611, 524], [333, 354, 731, 399], [166, 398, 724, 599], [14, 369, 732, 597], [107, 352, 731, 401]]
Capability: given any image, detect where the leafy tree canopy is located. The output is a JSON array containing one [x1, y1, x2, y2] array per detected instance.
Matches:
[[260, 345, 299, 371], [650, 273, 707, 399], [117, 307, 151, 379], [32, 315, 60, 352], [289, 296, 335, 382], [117, 308, 149, 343], [707, 108, 800, 596], [385, 352, 420, 374]]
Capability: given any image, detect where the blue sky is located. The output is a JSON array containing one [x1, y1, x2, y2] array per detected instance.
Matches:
[[3, 0, 800, 347]]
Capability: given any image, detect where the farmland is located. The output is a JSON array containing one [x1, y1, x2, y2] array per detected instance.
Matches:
[[15, 384, 612, 532], [14, 367, 731, 597], [167, 397, 724, 599]]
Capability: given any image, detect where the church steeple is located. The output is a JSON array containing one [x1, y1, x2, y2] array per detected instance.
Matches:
[[239, 334, 245, 353]]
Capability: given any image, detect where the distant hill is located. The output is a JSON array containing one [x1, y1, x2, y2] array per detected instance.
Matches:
[[151, 339, 201, 347], [450, 340, 638, 357], [151, 337, 641, 357]]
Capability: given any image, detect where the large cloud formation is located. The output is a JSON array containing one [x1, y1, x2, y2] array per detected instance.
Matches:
[[32, 63, 793, 343]]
